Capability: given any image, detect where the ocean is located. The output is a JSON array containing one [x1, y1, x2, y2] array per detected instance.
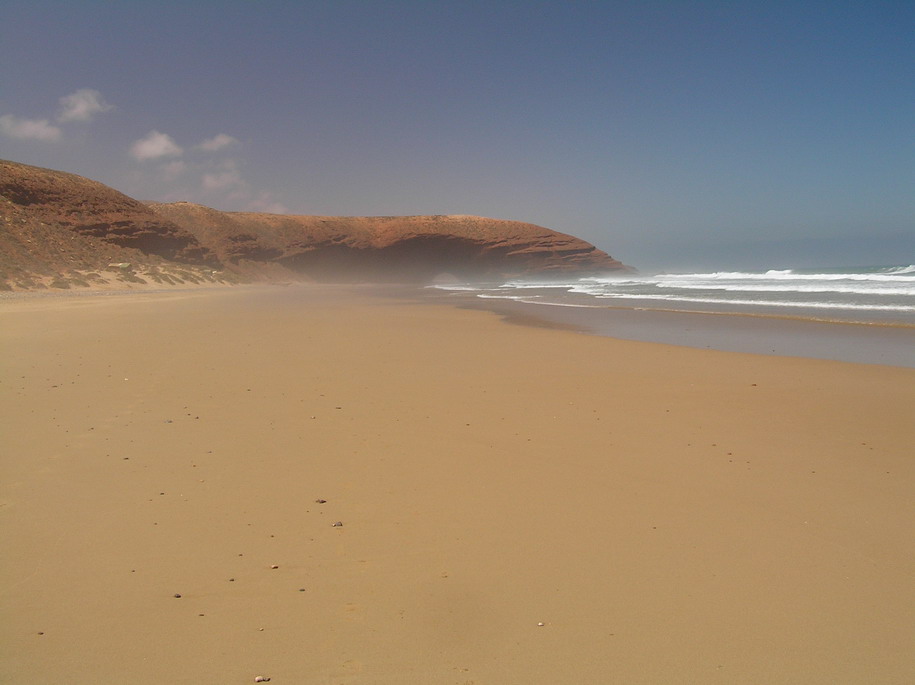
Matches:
[[428, 265, 915, 367]]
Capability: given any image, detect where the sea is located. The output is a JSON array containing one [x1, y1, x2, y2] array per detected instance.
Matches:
[[428, 265, 915, 367]]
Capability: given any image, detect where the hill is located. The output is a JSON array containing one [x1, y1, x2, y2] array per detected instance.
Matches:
[[1, 159, 631, 290]]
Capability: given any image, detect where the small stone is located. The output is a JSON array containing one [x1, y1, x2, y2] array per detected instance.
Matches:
[[537, 622, 544, 627], [173, 593, 182, 598], [332, 521, 343, 527], [298, 588, 306, 592], [254, 677, 270, 683], [270, 564, 279, 569], [315, 499, 327, 504]]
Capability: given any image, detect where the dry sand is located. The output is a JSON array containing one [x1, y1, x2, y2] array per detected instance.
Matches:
[[2, 285, 913, 684]]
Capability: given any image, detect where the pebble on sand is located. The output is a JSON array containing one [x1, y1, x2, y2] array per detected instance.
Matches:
[[332, 521, 343, 527], [254, 677, 271, 683]]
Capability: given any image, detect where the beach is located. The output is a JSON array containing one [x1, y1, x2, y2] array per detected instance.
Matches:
[[425, 265, 915, 368], [2, 284, 914, 684], [437, 293, 915, 368]]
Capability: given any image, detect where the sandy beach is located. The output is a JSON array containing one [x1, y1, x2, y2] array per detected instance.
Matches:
[[2, 284, 913, 684]]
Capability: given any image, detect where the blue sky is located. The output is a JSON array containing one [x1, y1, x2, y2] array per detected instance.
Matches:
[[1, 1, 912, 270]]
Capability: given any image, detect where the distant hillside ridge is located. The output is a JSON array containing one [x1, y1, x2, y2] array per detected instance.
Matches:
[[1, 158, 631, 290], [149, 202, 632, 282]]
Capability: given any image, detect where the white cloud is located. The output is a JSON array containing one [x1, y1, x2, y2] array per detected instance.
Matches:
[[57, 89, 113, 123], [160, 160, 187, 180], [0, 114, 62, 141], [130, 130, 183, 161], [202, 168, 245, 191], [196, 133, 239, 152], [257, 200, 290, 214], [0, 89, 110, 144], [248, 191, 290, 214]]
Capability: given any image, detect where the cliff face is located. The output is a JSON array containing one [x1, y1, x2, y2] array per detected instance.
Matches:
[[148, 204, 630, 282], [1, 158, 631, 289], [0, 160, 216, 276]]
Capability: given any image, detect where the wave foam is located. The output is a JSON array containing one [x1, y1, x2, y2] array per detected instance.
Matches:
[[583, 292, 915, 312]]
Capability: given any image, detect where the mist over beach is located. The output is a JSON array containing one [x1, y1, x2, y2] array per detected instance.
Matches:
[[3, 2, 915, 683]]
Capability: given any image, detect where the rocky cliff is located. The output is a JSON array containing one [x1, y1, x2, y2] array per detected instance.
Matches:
[[0, 160, 214, 266], [149, 202, 630, 282], [1, 159, 630, 290]]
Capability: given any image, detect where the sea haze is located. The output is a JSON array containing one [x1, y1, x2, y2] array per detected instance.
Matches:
[[429, 265, 915, 368]]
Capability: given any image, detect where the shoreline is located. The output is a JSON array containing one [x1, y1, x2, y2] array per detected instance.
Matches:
[[3, 284, 914, 683], [421, 289, 915, 368], [4, 281, 915, 367]]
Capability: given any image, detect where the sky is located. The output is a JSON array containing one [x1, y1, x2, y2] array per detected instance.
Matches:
[[1, 0, 912, 271]]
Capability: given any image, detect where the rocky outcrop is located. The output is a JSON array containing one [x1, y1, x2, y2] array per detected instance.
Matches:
[[148, 204, 631, 282], [1, 158, 631, 288], [0, 160, 216, 267]]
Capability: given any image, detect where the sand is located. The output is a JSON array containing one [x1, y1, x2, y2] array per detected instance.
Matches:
[[443, 293, 915, 367], [2, 285, 913, 684]]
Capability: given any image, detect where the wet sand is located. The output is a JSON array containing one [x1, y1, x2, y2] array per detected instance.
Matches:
[[427, 291, 915, 368], [2, 284, 914, 684]]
